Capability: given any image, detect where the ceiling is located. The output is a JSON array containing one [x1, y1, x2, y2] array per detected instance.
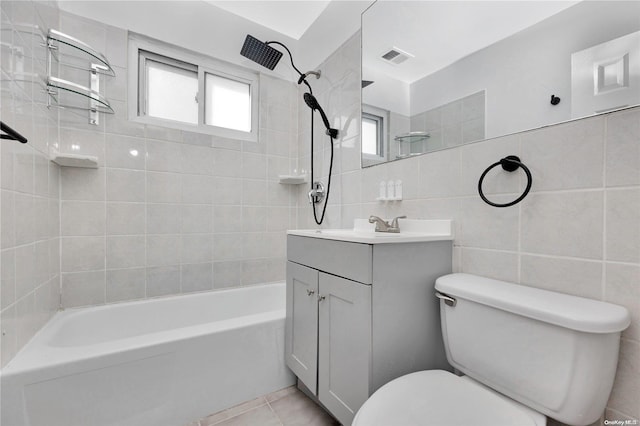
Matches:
[[208, 0, 331, 40], [362, 1, 579, 83]]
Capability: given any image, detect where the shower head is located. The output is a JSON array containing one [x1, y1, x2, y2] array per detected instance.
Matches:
[[240, 35, 283, 70], [304, 93, 338, 139], [303, 92, 321, 111]]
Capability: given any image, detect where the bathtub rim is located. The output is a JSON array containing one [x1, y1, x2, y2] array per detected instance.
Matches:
[[1, 282, 285, 377]]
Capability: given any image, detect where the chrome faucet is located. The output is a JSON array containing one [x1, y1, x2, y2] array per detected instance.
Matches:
[[368, 215, 407, 233]]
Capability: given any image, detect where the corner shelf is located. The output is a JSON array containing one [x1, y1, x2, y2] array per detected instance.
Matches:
[[395, 131, 430, 159], [51, 153, 99, 168], [46, 76, 114, 113], [47, 29, 115, 76], [394, 131, 430, 144], [45, 29, 115, 125], [279, 174, 308, 185]]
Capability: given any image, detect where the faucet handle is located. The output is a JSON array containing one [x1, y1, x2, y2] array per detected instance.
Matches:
[[391, 215, 407, 227]]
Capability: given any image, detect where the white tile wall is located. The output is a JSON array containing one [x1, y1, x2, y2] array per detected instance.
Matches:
[[1, 1, 61, 368], [50, 11, 298, 310], [1, 3, 300, 368], [299, 31, 640, 424]]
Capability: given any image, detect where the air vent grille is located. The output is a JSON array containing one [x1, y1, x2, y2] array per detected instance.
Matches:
[[380, 47, 414, 65]]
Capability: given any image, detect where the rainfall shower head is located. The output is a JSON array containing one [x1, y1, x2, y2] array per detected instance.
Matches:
[[240, 35, 283, 70]]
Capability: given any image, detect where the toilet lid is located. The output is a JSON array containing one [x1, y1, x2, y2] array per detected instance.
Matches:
[[353, 370, 545, 426]]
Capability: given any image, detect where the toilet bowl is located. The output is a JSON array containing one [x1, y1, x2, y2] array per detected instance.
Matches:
[[353, 274, 630, 426], [353, 370, 545, 426]]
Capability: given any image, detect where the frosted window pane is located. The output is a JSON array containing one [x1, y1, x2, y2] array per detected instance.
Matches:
[[362, 118, 379, 155], [205, 73, 251, 132], [146, 59, 198, 124]]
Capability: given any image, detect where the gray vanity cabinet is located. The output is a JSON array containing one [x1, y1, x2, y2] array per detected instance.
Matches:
[[317, 273, 371, 424], [285, 261, 371, 424], [285, 261, 319, 391], [286, 234, 452, 426]]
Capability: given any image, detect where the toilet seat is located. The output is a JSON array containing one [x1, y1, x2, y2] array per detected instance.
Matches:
[[352, 370, 546, 426]]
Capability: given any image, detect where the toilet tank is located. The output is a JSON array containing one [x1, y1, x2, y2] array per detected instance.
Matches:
[[435, 273, 630, 426]]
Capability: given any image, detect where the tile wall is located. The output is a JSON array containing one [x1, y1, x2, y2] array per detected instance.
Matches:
[[298, 32, 639, 424], [1, 0, 61, 368], [54, 11, 299, 308], [1, 3, 300, 367], [409, 90, 485, 153]]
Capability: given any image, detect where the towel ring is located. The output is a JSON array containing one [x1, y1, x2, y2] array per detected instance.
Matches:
[[478, 155, 532, 208]]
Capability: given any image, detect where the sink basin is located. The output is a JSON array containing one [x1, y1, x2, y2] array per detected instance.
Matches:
[[287, 219, 453, 244]]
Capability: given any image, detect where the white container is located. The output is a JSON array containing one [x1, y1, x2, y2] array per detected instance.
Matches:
[[387, 181, 395, 199], [394, 180, 403, 199]]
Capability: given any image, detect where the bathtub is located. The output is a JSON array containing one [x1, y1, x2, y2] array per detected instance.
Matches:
[[1, 282, 295, 426]]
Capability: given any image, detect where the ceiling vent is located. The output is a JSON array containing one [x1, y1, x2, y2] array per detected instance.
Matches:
[[380, 47, 414, 65]]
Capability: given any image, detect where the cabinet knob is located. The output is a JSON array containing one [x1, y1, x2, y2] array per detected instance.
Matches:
[[307, 289, 315, 296], [318, 295, 326, 302]]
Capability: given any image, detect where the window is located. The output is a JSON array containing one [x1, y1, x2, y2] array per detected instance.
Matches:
[[361, 111, 386, 162], [205, 73, 251, 132], [362, 113, 383, 156], [142, 52, 198, 124], [129, 35, 259, 141]]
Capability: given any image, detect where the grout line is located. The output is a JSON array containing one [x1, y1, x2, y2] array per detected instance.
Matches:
[[265, 400, 285, 426]]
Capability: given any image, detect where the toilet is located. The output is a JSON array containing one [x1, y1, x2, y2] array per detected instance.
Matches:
[[353, 273, 630, 426]]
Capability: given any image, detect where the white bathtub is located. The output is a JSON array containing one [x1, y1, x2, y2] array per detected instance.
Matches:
[[1, 282, 295, 426]]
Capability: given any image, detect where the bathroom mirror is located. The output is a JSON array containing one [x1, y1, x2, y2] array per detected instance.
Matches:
[[361, 1, 640, 167]]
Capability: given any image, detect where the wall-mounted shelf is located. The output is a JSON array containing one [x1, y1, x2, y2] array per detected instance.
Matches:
[[46, 76, 114, 114], [50, 153, 99, 168], [395, 152, 424, 159], [45, 29, 115, 126], [394, 131, 430, 144], [47, 29, 115, 76], [395, 132, 430, 159], [279, 174, 308, 185]]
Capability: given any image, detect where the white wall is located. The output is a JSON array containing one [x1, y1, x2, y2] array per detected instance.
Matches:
[[50, 9, 299, 308], [298, 31, 640, 426], [362, 66, 410, 116], [410, 1, 640, 139], [1, 0, 61, 368], [297, 0, 372, 71], [57, 0, 302, 82]]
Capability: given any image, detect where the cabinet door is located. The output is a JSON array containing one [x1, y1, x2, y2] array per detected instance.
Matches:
[[285, 261, 319, 393], [318, 273, 371, 426]]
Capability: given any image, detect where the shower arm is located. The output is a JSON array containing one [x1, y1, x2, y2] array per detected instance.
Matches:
[[266, 40, 313, 94]]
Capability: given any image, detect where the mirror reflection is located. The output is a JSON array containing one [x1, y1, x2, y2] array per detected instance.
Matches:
[[361, 1, 640, 167]]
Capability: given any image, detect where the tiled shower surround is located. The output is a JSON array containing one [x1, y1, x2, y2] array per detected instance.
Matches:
[[301, 33, 639, 424], [1, 2, 299, 366], [0, 2, 638, 424], [1, 1, 61, 369], [52, 15, 298, 306]]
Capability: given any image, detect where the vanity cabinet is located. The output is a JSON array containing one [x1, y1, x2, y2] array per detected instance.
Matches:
[[285, 234, 453, 425]]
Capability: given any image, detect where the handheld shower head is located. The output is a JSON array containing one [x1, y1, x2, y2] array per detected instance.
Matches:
[[240, 35, 283, 70], [304, 93, 338, 139]]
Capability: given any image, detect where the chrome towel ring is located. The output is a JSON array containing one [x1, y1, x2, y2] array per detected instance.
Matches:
[[478, 155, 532, 208]]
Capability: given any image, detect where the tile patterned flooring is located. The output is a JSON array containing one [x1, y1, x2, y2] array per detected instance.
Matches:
[[185, 385, 341, 426]]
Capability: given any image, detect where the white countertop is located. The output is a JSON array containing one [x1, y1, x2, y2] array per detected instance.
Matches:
[[287, 219, 453, 244]]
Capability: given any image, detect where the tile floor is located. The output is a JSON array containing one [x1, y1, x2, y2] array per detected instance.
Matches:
[[184, 385, 341, 426]]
